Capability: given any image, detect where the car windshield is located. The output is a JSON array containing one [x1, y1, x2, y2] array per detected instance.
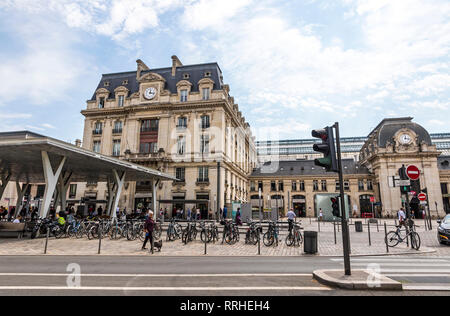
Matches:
[[443, 215, 450, 224]]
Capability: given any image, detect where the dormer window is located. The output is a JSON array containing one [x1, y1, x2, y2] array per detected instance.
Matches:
[[104, 81, 110, 87], [122, 80, 129, 85], [204, 72, 211, 77], [118, 95, 124, 107], [98, 97, 105, 109], [183, 73, 190, 79], [202, 88, 210, 100], [180, 89, 188, 102]]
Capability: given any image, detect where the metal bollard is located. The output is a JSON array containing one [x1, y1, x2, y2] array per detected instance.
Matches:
[[204, 231, 207, 255], [368, 222, 371, 246], [333, 221, 337, 245], [258, 230, 261, 255], [98, 223, 102, 255], [318, 219, 320, 232], [384, 222, 389, 253], [44, 226, 49, 254]]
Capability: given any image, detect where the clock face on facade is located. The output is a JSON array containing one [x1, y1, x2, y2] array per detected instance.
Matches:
[[399, 133, 412, 144], [144, 87, 157, 100]]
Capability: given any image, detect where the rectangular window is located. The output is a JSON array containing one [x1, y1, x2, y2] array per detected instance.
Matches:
[[200, 134, 209, 154], [358, 180, 364, 191], [98, 97, 105, 108], [112, 140, 121, 156], [202, 88, 210, 100], [177, 136, 185, 155], [175, 168, 185, 182], [441, 183, 448, 195], [140, 142, 158, 154], [198, 167, 209, 182], [367, 180, 373, 191], [321, 180, 327, 191], [93, 122, 102, 135], [271, 181, 276, 191], [113, 121, 122, 134], [335, 180, 340, 192], [258, 181, 263, 192], [292, 181, 297, 191], [250, 181, 256, 192], [180, 89, 188, 102], [92, 141, 101, 153], [177, 117, 187, 129], [299, 181, 305, 191], [313, 180, 319, 191], [69, 184, 77, 199], [344, 181, 350, 191], [118, 95, 124, 107], [278, 181, 284, 192], [141, 119, 159, 132], [201, 115, 210, 129]]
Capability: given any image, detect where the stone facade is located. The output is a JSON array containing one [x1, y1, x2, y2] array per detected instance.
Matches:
[[78, 56, 257, 217]]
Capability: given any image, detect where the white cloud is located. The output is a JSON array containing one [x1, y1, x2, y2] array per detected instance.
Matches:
[[182, 0, 253, 31], [0, 113, 32, 119], [42, 123, 56, 129]]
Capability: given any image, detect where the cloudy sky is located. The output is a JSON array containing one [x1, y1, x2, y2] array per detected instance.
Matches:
[[0, 0, 449, 143]]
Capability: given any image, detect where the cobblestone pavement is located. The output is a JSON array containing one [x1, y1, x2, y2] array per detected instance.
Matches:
[[0, 219, 448, 257]]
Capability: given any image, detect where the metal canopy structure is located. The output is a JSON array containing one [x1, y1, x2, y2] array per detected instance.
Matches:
[[0, 131, 176, 218]]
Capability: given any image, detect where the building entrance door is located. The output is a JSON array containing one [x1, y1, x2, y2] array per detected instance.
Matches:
[[292, 195, 306, 217]]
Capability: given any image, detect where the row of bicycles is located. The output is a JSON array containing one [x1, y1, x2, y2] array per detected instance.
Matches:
[[28, 216, 304, 248], [30, 217, 163, 241]]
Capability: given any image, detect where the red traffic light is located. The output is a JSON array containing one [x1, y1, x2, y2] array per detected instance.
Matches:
[[312, 129, 328, 141]]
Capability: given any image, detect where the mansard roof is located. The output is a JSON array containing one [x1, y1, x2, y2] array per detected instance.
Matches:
[[250, 159, 371, 177], [367, 117, 433, 148], [90, 62, 224, 101]]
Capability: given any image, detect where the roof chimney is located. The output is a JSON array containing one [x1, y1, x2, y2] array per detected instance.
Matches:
[[136, 59, 150, 80], [171, 55, 183, 76], [75, 139, 82, 147]]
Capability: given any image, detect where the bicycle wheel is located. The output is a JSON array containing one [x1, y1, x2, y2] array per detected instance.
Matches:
[[263, 232, 274, 246], [182, 229, 189, 244], [411, 232, 421, 250], [285, 233, 294, 247], [296, 231, 303, 245], [385, 231, 400, 247], [200, 230, 208, 242]]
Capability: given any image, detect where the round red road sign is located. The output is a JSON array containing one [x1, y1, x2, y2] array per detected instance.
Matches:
[[418, 193, 427, 201], [370, 196, 375, 203], [406, 165, 420, 181]]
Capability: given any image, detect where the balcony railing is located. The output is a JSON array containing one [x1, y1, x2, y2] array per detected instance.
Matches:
[[92, 130, 102, 135], [112, 128, 122, 134]]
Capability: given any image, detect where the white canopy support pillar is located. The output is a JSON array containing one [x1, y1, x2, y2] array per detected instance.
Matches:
[[106, 177, 116, 216], [40, 151, 66, 218], [152, 179, 158, 219], [110, 169, 125, 219], [0, 173, 11, 201], [58, 171, 72, 212], [14, 181, 29, 218]]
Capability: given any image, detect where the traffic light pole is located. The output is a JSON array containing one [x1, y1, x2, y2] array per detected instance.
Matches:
[[334, 122, 351, 276]]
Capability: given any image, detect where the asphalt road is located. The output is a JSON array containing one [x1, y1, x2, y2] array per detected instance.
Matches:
[[0, 255, 449, 296]]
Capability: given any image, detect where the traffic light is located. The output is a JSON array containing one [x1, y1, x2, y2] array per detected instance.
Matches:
[[331, 197, 340, 217], [398, 165, 411, 194], [312, 127, 338, 172]]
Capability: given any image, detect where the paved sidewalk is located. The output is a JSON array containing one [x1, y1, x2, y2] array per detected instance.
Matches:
[[0, 218, 446, 257]]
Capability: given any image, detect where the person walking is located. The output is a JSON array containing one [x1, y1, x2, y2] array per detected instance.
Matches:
[[236, 208, 242, 226], [142, 211, 155, 251], [223, 206, 228, 219]]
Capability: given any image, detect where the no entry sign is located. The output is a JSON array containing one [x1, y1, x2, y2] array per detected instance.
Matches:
[[418, 193, 427, 201], [370, 196, 375, 203], [406, 165, 420, 181]]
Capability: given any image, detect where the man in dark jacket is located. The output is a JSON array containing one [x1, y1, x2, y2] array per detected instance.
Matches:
[[142, 211, 154, 251]]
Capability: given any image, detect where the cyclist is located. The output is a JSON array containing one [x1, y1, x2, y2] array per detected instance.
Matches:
[[287, 209, 296, 232]]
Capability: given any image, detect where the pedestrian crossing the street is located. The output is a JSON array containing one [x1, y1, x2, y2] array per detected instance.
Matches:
[[330, 256, 450, 291]]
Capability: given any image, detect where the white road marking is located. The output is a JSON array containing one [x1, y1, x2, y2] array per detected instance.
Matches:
[[0, 286, 331, 291], [351, 263, 450, 267], [403, 285, 450, 291], [0, 273, 312, 278], [330, 258, 449, 263]]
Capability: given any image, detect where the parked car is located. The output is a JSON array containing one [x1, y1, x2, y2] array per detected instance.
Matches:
[[437, 214, 450, 245]]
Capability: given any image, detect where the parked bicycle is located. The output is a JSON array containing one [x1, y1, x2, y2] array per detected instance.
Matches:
[[385, 220, 421, 250], [245, 220, 262, 245], [263, 221, 279, 247], [285, 223, 303, 247]]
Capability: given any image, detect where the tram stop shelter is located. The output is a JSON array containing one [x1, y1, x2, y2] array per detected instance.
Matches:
[[0, 131, 176, 218]]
